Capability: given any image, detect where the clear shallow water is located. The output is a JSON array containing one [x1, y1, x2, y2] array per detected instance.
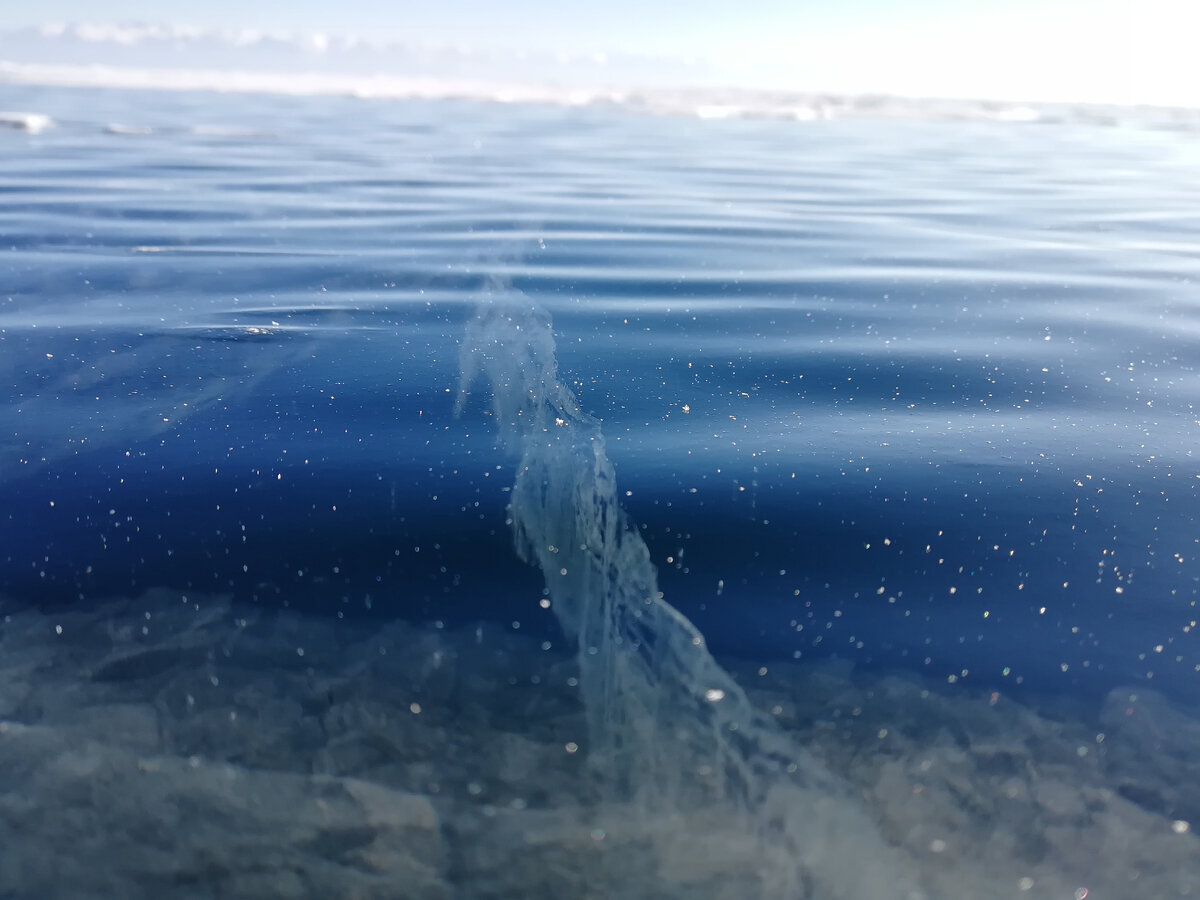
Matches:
[[5, 85, 1199, 700], [2, 84, 1200, 898]]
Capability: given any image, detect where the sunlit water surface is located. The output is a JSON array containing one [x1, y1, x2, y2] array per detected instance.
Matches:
[[2, 84, 1200, 899]]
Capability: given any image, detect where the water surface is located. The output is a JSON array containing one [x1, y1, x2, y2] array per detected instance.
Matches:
[[2, 84, 1200, 898]]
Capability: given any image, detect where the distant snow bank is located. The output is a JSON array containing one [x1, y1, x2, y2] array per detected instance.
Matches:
[[2, 60, 1198, 131], [0, 110, 54, 132]]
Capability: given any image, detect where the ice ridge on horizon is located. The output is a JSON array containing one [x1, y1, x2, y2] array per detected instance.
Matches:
[[4, 22, 1200, 125]]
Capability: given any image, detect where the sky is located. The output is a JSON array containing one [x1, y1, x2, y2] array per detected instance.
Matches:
[[1, 0, 1197, 106]]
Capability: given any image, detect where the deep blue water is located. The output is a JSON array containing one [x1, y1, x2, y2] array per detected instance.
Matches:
[[3, 84, 1200, 707]]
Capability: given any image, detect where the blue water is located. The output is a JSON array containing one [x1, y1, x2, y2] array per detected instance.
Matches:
[[5, 83, 1200, 899], [4, 85, 1200, 704]]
